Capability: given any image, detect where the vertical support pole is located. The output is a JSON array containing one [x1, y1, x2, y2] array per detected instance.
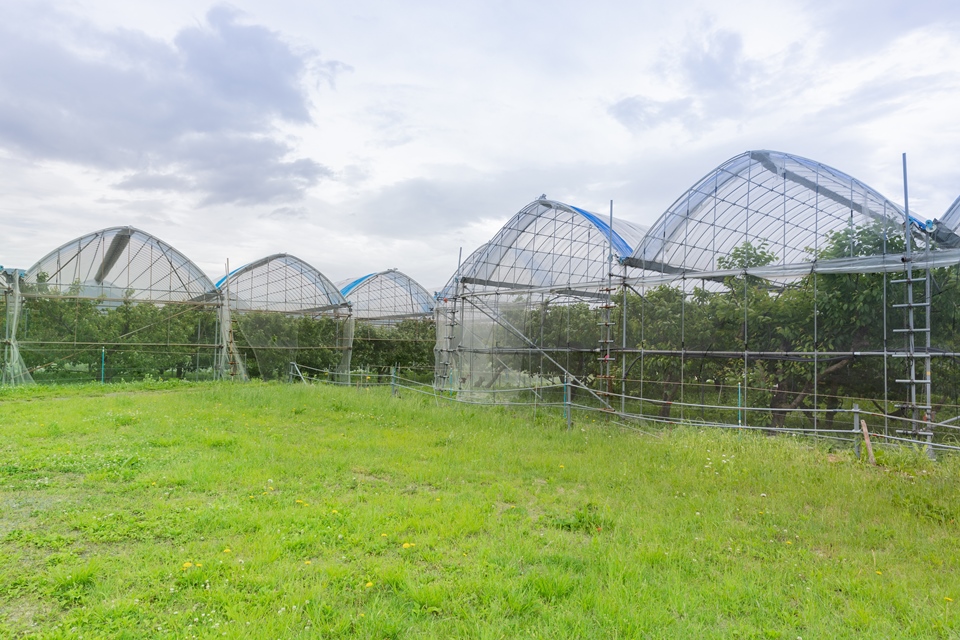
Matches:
[[565, 372, 572, 430], [621, 269, 627, 416], [743, 161, 751, 428], [881, 200, 890, 436], [391, 365, 398, 397], [743, 270, 748, 428], [853, 403, 861, 458], [195, 316, 202, 381], [737, 382, 742, 426], [813, 168, 820, 434], [924, 222, 933, 455], [640, 284, 645, 418], [101, 346, 105, 384], [814, 271, 818, 433], [883, 267, 889, 437]]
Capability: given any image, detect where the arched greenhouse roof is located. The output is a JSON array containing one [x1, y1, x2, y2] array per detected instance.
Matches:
[[623, 150, 912, 274], [25, 226, 216, 302], [335, 269, 434, 321], [217, 253, 349, 315], [438, 198, 648, 299], [940, 194, 960, 234]]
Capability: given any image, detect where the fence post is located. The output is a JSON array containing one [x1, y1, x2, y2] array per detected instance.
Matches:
[[565, 373, 572, 430], [391, 365, 398, 397], [737, 382, 742, 426], [853, 404, 861, 459]]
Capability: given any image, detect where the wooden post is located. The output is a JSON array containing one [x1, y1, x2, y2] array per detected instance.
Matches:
[[860, 419, 876, 466]]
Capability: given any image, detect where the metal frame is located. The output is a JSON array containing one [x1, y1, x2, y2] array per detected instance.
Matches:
[[434, 153, 960, 451]]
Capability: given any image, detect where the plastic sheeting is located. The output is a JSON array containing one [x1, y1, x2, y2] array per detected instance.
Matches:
[[1, 270, 32, 386], [438, 199, 647, 299], [625, 150, 908, 273], [336, 269, 434, 323], [26, 226, 216, 301], [218, 254, 352, 380]]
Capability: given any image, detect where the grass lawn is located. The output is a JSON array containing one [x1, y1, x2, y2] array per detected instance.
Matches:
[[0, 381, 958, 638]]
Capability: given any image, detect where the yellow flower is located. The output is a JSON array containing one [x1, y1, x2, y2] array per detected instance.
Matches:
[[365, 581, 373, 588], [946, 597, 953, 602], [195, 563, 202, 567], [296, 499, 304, 504], [381, 533, 387, 537], [223, 548, 231, 553], [559, 465, 564, 468], [402, 542, 414, 549], [304, 560, 312, 565], [182, 562, 193, 569], [785, 541, 792, 545], [876, 571, 882, 575], [332, 509, 338, 514]]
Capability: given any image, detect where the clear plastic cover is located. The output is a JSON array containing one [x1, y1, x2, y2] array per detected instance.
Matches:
[[336, 269, 434, 323]]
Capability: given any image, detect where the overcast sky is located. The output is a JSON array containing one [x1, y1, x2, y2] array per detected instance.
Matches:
[[1, 0, 958, 290]]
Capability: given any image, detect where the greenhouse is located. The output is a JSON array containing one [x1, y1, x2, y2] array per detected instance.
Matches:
[[940, 193, 960, 232], [435, 153, 960, 451], [4, 148, 960, 451], [1, 226, 239, 384], [434, 197, 648, 397], [615, 150, 960, 446], [217, 254, 353, 381], [337, 269, 434, 323], [333, 269, 437, 381]]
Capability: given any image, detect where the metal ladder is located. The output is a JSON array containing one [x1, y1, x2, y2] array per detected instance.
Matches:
[[891, 243, 934, 454]]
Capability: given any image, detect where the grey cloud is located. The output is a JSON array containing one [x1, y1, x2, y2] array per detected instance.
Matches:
[[680, 30, 750, 97], [343, 170, 570, 241], [610, 28, 758, 134], [0, 3, 343, 205], [344, 163, 661, 243], [348, 178, 501, 237], [174, 6, 311, 124], [114, 134, 333, 207], [675, 28, 763, 122]]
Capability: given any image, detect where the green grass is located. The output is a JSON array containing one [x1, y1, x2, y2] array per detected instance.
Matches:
[[0, 381, 958, 638]]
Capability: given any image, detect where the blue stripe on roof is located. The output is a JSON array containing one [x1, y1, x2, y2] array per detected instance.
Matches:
[[215, 264, 247, 289], [569, 205, 633, 256], [340, 273, 376, 296]]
